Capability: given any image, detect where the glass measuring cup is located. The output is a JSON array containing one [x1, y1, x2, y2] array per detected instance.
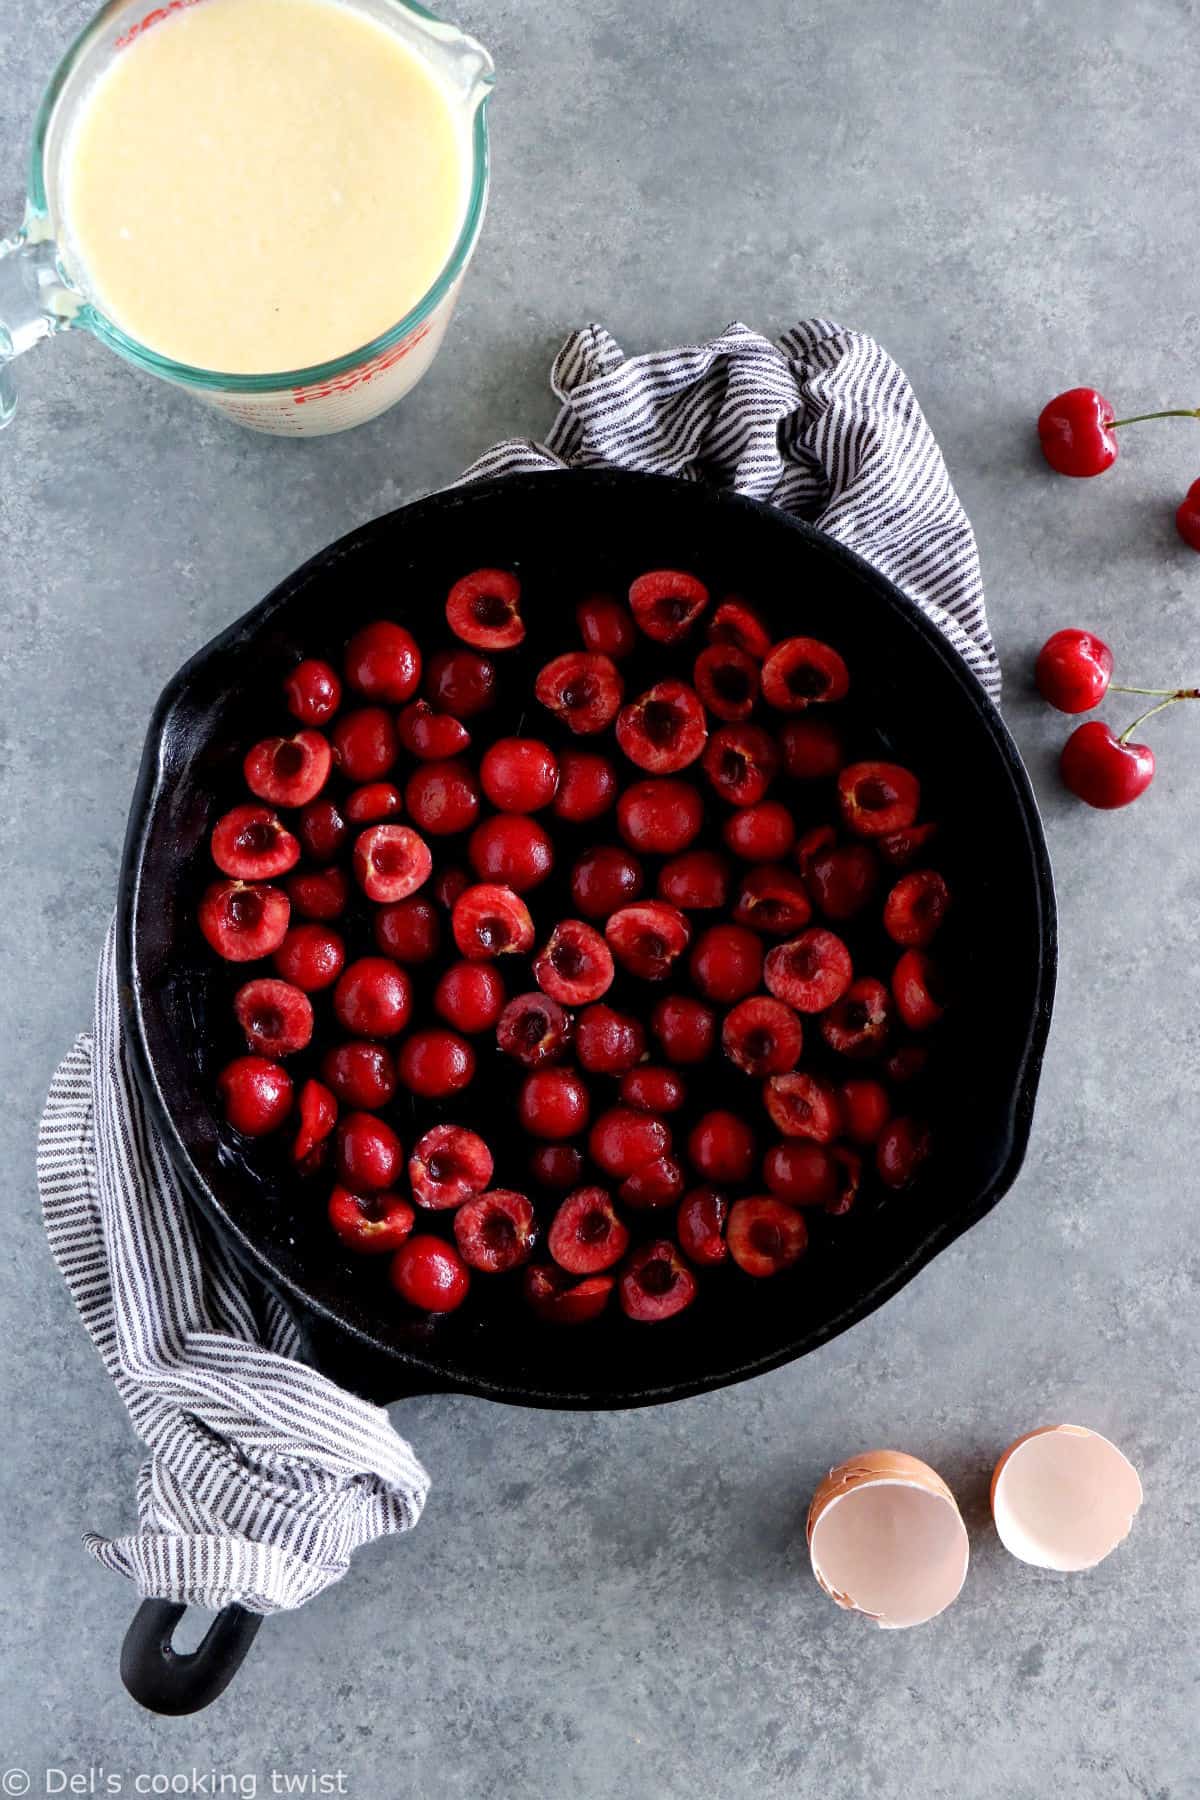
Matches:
[[0, 0, 493, 436]]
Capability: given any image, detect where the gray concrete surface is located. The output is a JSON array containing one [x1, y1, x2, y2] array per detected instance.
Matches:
[[1, 0, 1197, 1793]]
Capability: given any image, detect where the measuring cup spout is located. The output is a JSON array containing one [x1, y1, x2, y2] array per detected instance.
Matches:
[[0, 226, 77, 427]]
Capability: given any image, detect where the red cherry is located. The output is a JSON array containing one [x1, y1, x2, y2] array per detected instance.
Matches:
[[320, 1040, 396, 1110], [287, 866, 350, 922], [451, 883, 535, 959], [409, 1123, 494, 1209], [891, 950, 947, 1031], [762, 1142, 837, 1207], [576, 1004, 646, 1075], [876, 1116, 932, 1189], [523, 1264, 614, 1325], [605, 900, 691, 981], [760, 637, 849, 712], [272, 922, 343, 990], [763, 1072, 841, 1143], [433, 866, 470, 911], [649, 993, 716, 1065], [628, 569, 709, 643], [344, 620, 421, 703], [211, 804, 300, 881], [398, 1029, 475, 1097], [353, 824, 433, 903], [804, 842, 879, 921], [764, 927, 853, 1012], [676, 1187, 728, 1266], [396, 699, 472, 760], [883, 870, 951, 947], [454, 1190, 536, 1273], [616, 680, 708, 773], [234, 977, 313, 1057], [618, 1240, 697, 1320], [839, 1078, 891, 1145], [374, 896, 440, 963], [1037, 388, 1118, 477], [657, 849, 731, 912], [336, 1112, 404, 1191], [1061, 720, 1156, 809], [480, 737, 559, 812], [687, 1109, 755, 1183], [328, 1187, 414, 1255], [732, 864, 812, 937], [535, 651, 624, 734], [243, 731, 332, 808], [576, 593, 635, 659], [617, 779, 704, 854], [1177, 478, 1200, 551], [468, 814, 554, 891], [331, 707, 397, 783], [405, 759, 481, 835], [283, 658, 341, 726], [721, 995, 803, 1077], [693, 644, 760, 722], [344, 782, 403, 824], [530, 1144, 585, 1191], [390, 1236, 470, 1312], [445, 568, 525, 651], [702, 724, 780, 808], [291, 1078, 338, 1171], [619, 1155, 685, 1208], [548, 1187, 628, 1275], [553, 750, 617, 822], [780, 716, 845, 780], [589, 1106, 671, 1178], [705, 596, 771, 658], [278, 1069, 335, 1172], [837, 761, 920, 838], [496, 992, 574, 1067], [333, 957, 412, 1038], [1035, 629, 1114, 713], [199, 881, 291, 962], [819, 977, 892, 1058], [218, 1056, 293, 1136], [426, 647, 497, 718], [877, 821, 939, 869], [571, 845, 644, 918], [689, 922, 763, 1003], [620, 1064, 687, 1113], [434, 959, 506, 1033], [726, 1197, 808, 1278], [297, 798, 348, 864], [722, 800, 795, 862], [519, 1068, 590, 1140], [533, 920, 615, 1006]]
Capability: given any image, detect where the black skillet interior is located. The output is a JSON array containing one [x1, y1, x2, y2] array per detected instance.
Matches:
[[119, 469, 1056, 1409]]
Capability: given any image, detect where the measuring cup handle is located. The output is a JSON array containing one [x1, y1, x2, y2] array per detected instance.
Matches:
[[0, 227, 74, 427]]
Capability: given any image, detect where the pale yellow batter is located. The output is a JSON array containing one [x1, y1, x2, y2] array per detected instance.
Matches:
[[64, 0, 467, 373]]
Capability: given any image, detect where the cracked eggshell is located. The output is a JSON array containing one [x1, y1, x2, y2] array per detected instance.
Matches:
[[990, 1424, 1143, 1572], [806, 1450, 969, 1629]]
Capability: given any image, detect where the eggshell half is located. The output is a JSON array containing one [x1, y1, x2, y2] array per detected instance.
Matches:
[[990, 1424, 1143, 1572], [807, 1450, 969, 1629]]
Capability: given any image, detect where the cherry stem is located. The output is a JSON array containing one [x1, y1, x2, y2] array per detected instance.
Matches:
[[1118, 690, 1200, 744], [1108, 407, 1200, 428], [1111, 682, 1200, 698]]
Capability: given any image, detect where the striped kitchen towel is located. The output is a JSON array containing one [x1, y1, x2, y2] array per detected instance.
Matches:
[[37, 317, 994, 1619]]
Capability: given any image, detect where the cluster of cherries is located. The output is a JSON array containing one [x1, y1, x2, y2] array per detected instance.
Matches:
[[199, 565, 948, 1324], [1036, 628, 1197, 808], [1037, 385, 1200, 549]]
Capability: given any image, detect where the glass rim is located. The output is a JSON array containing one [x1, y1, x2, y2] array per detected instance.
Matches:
[[27, 0, 493, 392]]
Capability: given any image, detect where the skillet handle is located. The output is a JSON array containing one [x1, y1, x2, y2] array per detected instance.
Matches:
[[120, 1599, 263, 1714]]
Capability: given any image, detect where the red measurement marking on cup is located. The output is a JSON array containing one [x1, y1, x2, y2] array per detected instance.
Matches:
[[290, 322, 433, 406], [116, 0, 205, 50]]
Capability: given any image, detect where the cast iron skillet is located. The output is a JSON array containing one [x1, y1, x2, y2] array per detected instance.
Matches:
[[115, 468, 1056, 1712]]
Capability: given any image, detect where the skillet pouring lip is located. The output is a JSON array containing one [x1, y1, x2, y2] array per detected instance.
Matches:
[[117, 469, 1057, 1409]]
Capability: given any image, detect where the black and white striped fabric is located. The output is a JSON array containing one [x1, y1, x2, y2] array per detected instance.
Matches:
[[461, 318, 997, 699], [36, 317, 994, 1617]]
